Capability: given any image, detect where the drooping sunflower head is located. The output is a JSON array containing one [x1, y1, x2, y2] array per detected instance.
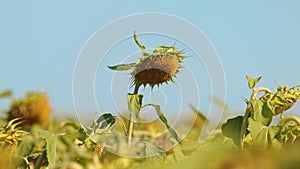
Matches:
[[7, 91, 52, 127], [108, 32, 187, 89]]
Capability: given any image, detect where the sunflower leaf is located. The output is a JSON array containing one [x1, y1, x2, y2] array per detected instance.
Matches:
[[108, 63, 136, 71], [39, 130, 57, 167], [221, 116, 244, 145], [250, 99, 274, 126], [96, 113, 116, 129], [246, 75, 262, 89], [126, 94, 143, 119], [143, 104, 180, 143], [134, 31, 146, 51]]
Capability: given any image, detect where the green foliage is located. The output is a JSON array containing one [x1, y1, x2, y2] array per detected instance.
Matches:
[[3, 46, 300, 169], [250, 99, 274, 126], [126, 94, 143, 119], [1, 74, 300, 168], [108, 33, 187, 161], [247, 119, 267, 146], [280, 116, 300, 144], [143, 104, 180, 143], [133, 31, 146, 51], [246, 75, 262, 89], [108, 63, 137, 71], [39, 130, 58, 167], [96, 113, 116, 129], [10, 118, 102, 168], [221, 116, 243, 145], [81, 113, 117, 137], [222, 75, 300, 149]]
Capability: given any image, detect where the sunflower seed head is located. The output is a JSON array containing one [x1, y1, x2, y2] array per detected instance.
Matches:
[[133, 54, 180, 88], [108, 32, 188, 89], [8, 92, 52, 127]]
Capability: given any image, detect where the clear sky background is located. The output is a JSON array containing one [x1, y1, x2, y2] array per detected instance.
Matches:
[[1, 1, 300, 119]]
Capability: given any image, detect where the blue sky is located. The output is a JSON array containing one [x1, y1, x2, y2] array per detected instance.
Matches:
[[1, 1, 300, 119]]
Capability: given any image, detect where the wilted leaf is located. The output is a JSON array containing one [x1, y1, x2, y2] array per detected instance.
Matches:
[[134, 31, 146, 51], [108, 63, 136, 71], [153, 104, 180, 142], [152, 105, 168, 124], [281, 125, 300, 144], [246, 75, 262, 89], [126, 94, 143, 119], [96, 113, 116, 129], [81, 124, 93, 136], [144, 104, 180, 143], [221, 116, 244, 145], [81, 113, 117, 137]]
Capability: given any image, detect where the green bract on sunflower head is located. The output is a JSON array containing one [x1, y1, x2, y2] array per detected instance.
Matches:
[[108, 32, 187, 89]]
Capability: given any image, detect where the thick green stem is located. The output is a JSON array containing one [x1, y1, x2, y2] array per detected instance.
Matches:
[[240, 87, 271, 149], [127, 84, 140, 147], [127, 115, 134, 147], [34, 151, 46, 169]]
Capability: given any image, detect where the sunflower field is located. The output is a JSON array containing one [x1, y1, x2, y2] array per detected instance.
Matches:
[[1, 33, 300, 169]]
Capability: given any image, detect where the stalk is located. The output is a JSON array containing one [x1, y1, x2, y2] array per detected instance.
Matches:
[[127, 84, 140, 147], [34, 151, 46, 169], [240, 87, 271, 149]]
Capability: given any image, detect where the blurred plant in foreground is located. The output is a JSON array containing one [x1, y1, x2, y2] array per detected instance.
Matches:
[[7, 91, 52, 127]]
